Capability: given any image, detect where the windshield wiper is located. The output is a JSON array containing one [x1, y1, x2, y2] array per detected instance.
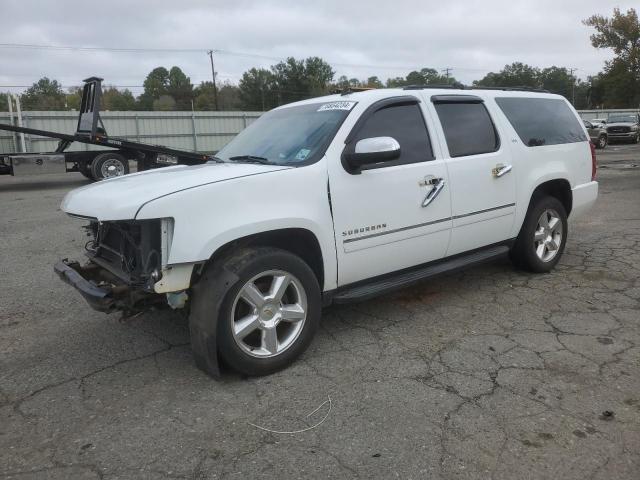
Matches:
[[228, 155, 275, 165], [209, 155, 225, 163]]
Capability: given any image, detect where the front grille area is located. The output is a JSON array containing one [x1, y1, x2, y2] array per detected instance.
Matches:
[[85, 220, 161, 285], [607, 126, 631, 134]]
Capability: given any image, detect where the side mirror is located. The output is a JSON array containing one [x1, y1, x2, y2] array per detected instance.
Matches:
[[343, 136, 401, 173]]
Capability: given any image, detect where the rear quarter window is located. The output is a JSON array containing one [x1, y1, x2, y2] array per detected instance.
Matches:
[[495, 97, 587, 147]]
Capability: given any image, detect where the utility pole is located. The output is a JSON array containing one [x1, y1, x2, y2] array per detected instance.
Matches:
[[207, 50, 219, 111], [442, 67, 452, 83], [569, 68, 577, 106]]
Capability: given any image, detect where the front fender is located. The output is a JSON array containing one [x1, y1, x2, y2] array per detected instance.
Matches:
[[135, 161, 337, 291]]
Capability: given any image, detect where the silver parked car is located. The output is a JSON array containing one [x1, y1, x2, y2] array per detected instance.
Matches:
[[583, 120, 608, 149]]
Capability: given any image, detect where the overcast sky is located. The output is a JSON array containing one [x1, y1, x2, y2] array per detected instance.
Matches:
[[0, 0, 634, 94]]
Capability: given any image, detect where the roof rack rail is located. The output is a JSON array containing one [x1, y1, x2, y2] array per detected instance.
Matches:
[[403, 84, 464, 90], [469, 86, 549, 93]]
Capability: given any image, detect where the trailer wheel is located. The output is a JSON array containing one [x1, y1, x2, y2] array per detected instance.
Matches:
[[91, 153, 129, 180], [78, 161, 95, 180]]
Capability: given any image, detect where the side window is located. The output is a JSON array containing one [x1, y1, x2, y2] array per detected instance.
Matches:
[[434, 102, 499, 157], [350, 103, 434, 168], [495, 97, 587, 147]]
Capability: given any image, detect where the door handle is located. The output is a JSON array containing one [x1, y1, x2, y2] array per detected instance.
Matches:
[[492, 163, 512, 178], [421, 177, 445, 207]]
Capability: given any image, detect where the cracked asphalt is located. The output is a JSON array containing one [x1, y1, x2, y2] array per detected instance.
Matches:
[[1, 144, 639, 479]]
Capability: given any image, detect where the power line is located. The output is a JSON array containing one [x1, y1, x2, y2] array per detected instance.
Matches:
[[0, 42, 493, 72]]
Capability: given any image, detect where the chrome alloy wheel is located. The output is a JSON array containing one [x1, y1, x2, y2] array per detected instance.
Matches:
[[100, 158, 126, 178], [534, 209, 563, 262], [230, 270, 307, 358]]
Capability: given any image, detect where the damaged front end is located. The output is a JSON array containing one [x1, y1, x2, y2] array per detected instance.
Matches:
[[54, 218, 192, 315]]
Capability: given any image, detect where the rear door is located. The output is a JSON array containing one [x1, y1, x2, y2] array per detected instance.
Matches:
[[426, 94, 516, 256]]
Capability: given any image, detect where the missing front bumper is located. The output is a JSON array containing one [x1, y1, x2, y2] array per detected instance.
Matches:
[[54, 259, 162, 314]]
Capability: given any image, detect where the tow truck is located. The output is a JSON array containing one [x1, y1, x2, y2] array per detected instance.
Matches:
[[0, 77, 209, 181]]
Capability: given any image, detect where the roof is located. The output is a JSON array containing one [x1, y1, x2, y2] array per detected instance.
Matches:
[[279, 87, 565, 110]]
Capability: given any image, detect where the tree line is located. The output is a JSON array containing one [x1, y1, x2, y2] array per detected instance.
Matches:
[[1, 8, 638, 112]]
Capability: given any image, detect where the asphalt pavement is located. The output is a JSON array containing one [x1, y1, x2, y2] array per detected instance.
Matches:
[[1, 144, 639, 479]]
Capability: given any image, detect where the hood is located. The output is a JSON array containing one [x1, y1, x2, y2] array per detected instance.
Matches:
[[61, 162, 290, 221]]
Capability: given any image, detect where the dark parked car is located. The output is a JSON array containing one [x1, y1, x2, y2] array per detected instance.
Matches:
[[583, 120, 608, 149], [606, 113, 640, 144]]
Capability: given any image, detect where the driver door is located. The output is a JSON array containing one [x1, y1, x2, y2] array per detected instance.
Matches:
[[327, 97, 452, 286]]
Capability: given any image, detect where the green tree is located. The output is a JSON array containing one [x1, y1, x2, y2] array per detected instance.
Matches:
[[271, 57, 308, 104], [593, 59, 637, 108], [365, 76, 384, 88], [385, 68, 459, 87], [217, 82, 242, 111], [137, 66, 194, 110], [0, 92, 10, 111], [66, 87, 82, 110], [153, 95, 176, 111], [194, 81, 217, 110], [167, 66, 194, 110], [334, 75, 351, 90], [539, 67, 575, 98], [20, 77, 66, 110], [269, 57, 335, 105], [239, 67, 276, 110], [474, 62, 540, 88], [102, 87, 136, 111], [303, 56, 335, 96], [138, 67, 170, 110], [584, 8, 640, 107], [406, 67, 455, 86], [386, 76, 407, 87], [195, 81, 242, 111]]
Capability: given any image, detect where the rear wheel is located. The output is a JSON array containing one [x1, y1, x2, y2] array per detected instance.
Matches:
[[91, 152, 129, 180], [190, 247, 321, 376], [510, 195, 568, 273]]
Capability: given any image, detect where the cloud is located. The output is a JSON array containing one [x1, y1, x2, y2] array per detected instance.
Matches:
[[0, 0, 635, 93]]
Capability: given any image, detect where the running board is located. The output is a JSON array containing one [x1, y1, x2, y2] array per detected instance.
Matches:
[[331, 245, 510, 304]]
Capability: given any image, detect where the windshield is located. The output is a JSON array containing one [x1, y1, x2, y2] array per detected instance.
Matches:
[[608, 115, 636, 123], [216, 101, 356, 165]]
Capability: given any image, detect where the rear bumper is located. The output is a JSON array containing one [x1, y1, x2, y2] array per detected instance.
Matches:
[[571, 181, 598, 221], [54, 260, 116, 312]]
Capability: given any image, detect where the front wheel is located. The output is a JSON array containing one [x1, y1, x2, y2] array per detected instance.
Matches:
[[597, 134, 607, 149], [190, 247, 321, 376], [510, 196, 568, 273]]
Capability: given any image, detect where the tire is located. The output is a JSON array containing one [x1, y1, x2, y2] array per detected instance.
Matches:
[[597, 134, 607, 149], [510, 195, 568, 273], [190, 247, 321, 376], [78, 161, 95, 180], [91, 152, 129, 180]]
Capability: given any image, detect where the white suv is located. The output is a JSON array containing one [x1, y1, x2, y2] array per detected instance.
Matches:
[[55, 87, 598, 376]]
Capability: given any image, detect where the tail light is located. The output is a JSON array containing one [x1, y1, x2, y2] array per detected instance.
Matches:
[[590, 141, 597, 181]]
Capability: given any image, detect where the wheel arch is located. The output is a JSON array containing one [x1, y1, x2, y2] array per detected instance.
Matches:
[[529, 178, 573, 216], [193, 228, 325, 290]]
